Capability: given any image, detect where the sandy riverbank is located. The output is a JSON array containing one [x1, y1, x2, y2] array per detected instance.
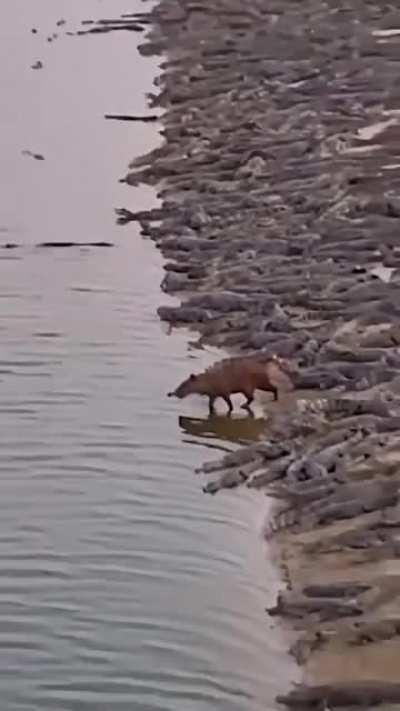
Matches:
[[123, 0, 400, 707]]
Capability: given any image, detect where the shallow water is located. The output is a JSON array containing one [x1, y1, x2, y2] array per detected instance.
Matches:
[[0, 2, 296, 709]]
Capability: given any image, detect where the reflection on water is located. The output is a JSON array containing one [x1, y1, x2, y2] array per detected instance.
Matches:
[[179, 414, 270, 447], [0, 2, 297, 710]]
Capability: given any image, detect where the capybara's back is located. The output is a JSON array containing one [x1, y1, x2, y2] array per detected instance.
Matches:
[[223, 356, 293, 398]]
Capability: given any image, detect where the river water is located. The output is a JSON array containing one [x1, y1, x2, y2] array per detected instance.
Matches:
[[0, 2, 296, 709]]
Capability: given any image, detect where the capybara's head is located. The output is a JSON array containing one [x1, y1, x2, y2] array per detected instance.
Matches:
[[168, 373, 199, 399]]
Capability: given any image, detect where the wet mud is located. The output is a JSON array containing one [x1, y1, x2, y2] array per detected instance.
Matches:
[[121, 0, 400, 708]]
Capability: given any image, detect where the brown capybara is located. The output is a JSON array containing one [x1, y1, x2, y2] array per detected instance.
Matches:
[[168, 354, 294, 414]]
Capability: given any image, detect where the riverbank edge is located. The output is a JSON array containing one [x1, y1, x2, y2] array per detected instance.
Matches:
[[125, 1, 400, 708]]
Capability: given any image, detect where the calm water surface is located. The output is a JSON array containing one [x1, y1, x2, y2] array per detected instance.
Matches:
[[0, 2, 297, 709]]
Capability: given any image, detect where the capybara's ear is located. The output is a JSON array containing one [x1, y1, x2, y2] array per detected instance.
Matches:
[[189, 373, 196, 380]]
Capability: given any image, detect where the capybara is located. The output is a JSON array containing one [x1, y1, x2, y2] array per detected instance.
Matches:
[[168, 354, 294, 414]]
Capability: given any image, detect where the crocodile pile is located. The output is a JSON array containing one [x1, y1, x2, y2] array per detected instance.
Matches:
[[123, 0, 400, 706]]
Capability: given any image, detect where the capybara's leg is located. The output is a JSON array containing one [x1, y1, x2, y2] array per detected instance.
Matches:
[[208, 395, 216, 414], [223, 395, 233, 414], [240, 392, 254, 411], [259, 380, 279, 402]]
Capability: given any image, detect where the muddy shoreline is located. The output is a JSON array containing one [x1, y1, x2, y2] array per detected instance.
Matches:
[[125, 1, 400, 707]]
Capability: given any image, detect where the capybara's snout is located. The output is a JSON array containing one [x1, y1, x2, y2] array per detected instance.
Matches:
[[167, 391, 175, 398]]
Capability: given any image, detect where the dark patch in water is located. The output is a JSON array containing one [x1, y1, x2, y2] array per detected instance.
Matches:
[[37, 241, 113, 248], [105, 113, 159, 122], [22, 150, 45, 161], [33, 332, 62, 338]]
